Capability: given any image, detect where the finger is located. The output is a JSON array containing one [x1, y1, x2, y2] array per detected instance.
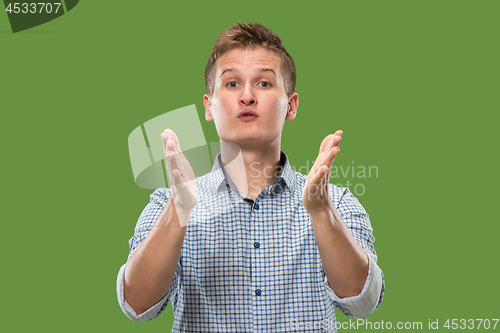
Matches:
[[323, 131, 342, 153], [308, 151, 336, 190], [167, 149, 183, 184], [165, 151, 174, 185], [168, 142, 192, 182], [331, 130, 343, 148], [163, 138, 175, 172], [310, 154, 327, 182], [315, 165, 328, 181], [321, 131, 343, 164], [322, 143, 341, 168], [163, 129, 182, 153], [171, 169, 195, 200], [163, 130, 196, 184], [308, 132, 343, 191], [308, 165, 329, 194], [161, 132, 169, 156], [321, 138, 336, 163], [170, 145, 196, 185], [166, 138, 176, 153], [179, 154, 191, 182], [170, 168, 184, 188], [161, 129, 180, 159], [317, 131, 342, 165], [319, 134, 335, 154], [309, 135, 333, 178], [164, 129, 192, 176]]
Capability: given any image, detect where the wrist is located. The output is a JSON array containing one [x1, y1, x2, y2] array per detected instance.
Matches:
[[308, 201, 345, 230], [308, 206, 332, 221], [160, 199, 192, 228], [306, 198, 335, 219]]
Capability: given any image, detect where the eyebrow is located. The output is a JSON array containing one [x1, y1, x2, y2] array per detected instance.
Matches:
[[220, 68, 277, 77]]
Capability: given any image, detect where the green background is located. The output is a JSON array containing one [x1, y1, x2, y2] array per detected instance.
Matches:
[[1, 0, 499, 331]]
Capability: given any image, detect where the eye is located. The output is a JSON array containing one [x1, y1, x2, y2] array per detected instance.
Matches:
[[227, 81, 239, 88], [258, 81, 271, 88]]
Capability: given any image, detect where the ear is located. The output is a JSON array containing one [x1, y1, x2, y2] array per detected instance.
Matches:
[[204, 94, 213, 122], [285, 92, 299, 121]]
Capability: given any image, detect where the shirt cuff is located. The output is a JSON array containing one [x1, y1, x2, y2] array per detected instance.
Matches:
[[323, 255, 383, 319], [116, 263, 169, 321]]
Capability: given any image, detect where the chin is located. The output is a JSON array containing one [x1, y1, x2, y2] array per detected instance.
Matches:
[[221, 135, 262, 145]]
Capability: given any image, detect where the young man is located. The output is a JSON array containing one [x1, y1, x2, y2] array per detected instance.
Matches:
[[117, 22, 384, 332]]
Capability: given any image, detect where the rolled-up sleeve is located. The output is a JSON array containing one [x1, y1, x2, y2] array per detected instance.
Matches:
[[116, 188, 180, 321], [324, 186, 385, 318], [324, 256, 384, 318], [116, 264, 171, 321]]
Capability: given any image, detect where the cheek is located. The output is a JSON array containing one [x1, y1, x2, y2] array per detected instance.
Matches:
[[210, 97, 228, 124], [269, 97, 289, 120]]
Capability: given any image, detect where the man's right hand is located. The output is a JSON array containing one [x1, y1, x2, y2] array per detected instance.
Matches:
[[161, 129, 197, 226]]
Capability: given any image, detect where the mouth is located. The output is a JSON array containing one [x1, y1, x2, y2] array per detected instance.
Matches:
[[238, 110, 258, 122]]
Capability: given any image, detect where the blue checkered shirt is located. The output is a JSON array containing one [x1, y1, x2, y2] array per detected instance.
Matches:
[[117, 152, 384, 332]]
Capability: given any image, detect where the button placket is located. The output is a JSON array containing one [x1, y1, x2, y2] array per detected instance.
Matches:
[[250, 199, 263, 301]]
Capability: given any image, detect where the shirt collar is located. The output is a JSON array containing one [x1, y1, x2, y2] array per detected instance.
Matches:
[[208, 151, 296, 196]]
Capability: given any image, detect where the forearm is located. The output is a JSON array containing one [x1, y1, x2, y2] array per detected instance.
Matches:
[[123, 199, 188, 314], [309, 200, 369, 298]]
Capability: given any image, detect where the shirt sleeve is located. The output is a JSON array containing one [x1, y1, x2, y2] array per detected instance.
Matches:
[[324, 255, 384, 318], [324, 187, 385, 318], [116, 263, 172, 321], [116, 187, 182, 321]]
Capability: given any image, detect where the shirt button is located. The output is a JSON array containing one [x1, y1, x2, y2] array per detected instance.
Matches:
[[255, 289, 261, 296], [254, 242, 260, 248], [254, 204, 259, 210]]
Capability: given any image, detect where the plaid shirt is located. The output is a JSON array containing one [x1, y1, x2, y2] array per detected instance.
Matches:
[[117, 152, 384, 332]]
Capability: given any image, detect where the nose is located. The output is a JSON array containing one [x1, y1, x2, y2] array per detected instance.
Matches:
[[240, 84, 255, 106]]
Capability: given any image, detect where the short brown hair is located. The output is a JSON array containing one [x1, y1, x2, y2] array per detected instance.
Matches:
[[205, 22, 296, 96]]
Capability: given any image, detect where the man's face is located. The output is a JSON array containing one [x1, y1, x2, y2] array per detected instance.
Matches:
[[204, 47, 298, 148]]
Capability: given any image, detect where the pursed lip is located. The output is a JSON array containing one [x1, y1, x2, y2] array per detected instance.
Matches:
[[237, 110, 258, 118]]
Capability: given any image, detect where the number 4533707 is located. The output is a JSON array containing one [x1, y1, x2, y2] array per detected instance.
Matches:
[[444, 319, 498, 329], [5, 3, 62, 14]]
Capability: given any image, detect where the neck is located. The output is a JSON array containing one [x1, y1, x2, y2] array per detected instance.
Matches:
[[220, 139, 283, 200]]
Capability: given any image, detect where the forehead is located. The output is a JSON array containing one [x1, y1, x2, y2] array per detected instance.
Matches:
[[216, 47, 281, 74]]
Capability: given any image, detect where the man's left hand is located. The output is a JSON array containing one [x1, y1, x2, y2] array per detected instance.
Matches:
[[302, 130, 343, 214]]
